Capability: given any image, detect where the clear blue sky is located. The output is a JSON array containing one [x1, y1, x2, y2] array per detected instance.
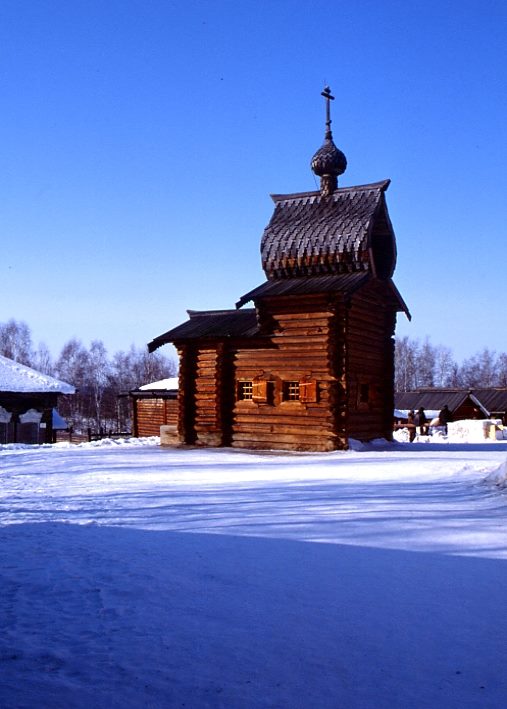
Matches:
[[1, 0, 506, 362]]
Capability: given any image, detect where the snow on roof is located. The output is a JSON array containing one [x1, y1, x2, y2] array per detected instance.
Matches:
[[0, 354, 75, 394], [139, 377, 178, 391]]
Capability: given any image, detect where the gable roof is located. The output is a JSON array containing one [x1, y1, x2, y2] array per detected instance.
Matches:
[[470, 389, 507, 414], [0, 354, 75, 395], [261, 180, 396, 279], [395, 390, 472, 414], [148, 309, 259, 351], [395, 388, 507, 416]]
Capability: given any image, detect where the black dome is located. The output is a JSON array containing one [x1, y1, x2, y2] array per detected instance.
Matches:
[[311, 137, 347, 178]]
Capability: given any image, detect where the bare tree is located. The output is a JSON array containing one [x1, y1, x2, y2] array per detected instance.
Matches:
[[395, 336, 419, 392], [55, 338, 90, 425], [460, 348, 498, 388], [417, 338, 436, 388], [433, 345, 456, 388], [0, 319, 33, 365], [88, 340, 111, 429], [497, 353, 507, 387], [111, 345, 176, 391], [32, 342, 54, 375]]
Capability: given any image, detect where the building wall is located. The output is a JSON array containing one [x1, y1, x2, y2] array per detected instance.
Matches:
[[177, 343, 229, 446], [173, 289, 398, 452], [134, 397, 178, 437], [231, 294, 344, 452], [345, 284, 397, 442]]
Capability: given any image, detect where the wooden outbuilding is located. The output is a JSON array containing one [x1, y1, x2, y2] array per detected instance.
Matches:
[[130, 377, 179, 437], [149, 88, 410, 451], [0, 354, 75, 444]]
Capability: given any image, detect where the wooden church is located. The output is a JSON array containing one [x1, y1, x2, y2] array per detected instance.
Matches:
[[149, 88, 409, 451]]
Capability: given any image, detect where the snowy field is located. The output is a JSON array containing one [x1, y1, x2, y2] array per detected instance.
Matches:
[[1, 438, 507, 709]]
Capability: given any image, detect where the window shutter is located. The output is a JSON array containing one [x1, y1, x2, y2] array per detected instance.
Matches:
[[252, 379, 268, 403], [300, 379, 317, 403]]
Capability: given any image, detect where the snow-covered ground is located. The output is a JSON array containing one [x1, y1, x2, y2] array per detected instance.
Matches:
[[1, 438, 507, 708]]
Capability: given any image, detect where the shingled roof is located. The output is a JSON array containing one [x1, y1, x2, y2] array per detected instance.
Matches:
[[236, 272, 369, 308], [237, 272, 410, 316], [261, 180, 396, 280], [148, 309, 259, 351], [395, 389, 507, 417], [465, 389, 507, 415], [395, 390, 474, 414]]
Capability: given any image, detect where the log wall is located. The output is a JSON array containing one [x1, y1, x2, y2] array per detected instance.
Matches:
[[191, 343, 229, 446], [134, 397, 178, 437], [231, 295, 345, 452], [173, 285, 399, 451], [345, 283, 397, 441]]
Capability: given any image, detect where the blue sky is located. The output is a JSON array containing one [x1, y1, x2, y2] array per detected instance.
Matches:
[[1, 0, 506, 362]]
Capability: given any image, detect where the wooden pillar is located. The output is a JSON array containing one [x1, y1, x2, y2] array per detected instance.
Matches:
[[41, 407, 54, 444]]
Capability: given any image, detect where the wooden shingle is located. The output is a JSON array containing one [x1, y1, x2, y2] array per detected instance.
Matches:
[[261, 180, 395, 279]]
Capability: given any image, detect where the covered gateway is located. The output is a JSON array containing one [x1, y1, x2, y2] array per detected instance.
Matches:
[[0, 354, 75, 444]]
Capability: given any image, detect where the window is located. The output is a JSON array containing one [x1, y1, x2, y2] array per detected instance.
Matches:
[[237, 379, 269, 403], [238, 381, 253, 400], [283, 381, 300, 401]]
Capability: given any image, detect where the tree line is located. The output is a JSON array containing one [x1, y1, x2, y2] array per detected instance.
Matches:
[[0, 318, 176, 433], [395, 336, 507, 392]]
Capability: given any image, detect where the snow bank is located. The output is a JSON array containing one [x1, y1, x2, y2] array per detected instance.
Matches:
[[448, 419, 503, 443], [484, 459, 507, 488], [393, 428, 410, 443], [347, 438, 393, 451], [0, 436, 160, 452]]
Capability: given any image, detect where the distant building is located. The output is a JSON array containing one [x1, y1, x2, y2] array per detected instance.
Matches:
[[395, 389, 507, 425], [0, 354, 75, 444], [149, 88, 410, 451], [130, 377, 178, 438]]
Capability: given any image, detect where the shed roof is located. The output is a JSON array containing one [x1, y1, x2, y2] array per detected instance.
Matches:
[[236, 272, 369, 308], [148, 309, 259, 351], [237, 273, 410, 316], [0, 354, 75, 395], [261, 180, 395, 279]]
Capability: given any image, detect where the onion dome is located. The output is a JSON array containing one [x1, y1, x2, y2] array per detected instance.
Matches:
[[311, 86, 347, 195]]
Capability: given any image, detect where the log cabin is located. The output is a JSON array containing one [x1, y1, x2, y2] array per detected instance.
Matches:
[[149, 88, 410, 451]]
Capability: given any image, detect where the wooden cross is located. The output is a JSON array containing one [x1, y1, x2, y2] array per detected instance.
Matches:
[[321, 86, 335, 136]]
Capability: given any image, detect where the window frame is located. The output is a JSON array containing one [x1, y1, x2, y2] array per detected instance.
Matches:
[[237, 380, 254, 401], [282, 380, 301, 402]]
